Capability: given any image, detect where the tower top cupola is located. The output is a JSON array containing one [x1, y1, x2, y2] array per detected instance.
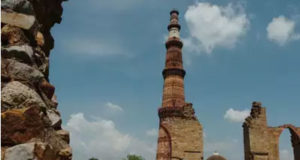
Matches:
[[170, 9, 179, 15], [168, 9, 181, 35]]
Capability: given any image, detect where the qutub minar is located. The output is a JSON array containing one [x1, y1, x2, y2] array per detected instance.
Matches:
[[155, 9, 300, 160], [156, 10, 204, 160]]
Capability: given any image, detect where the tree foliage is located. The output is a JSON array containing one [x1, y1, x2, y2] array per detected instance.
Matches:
[[122, 154, 145, 160]]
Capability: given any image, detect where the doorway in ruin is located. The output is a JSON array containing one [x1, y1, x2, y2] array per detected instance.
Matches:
[[279, 129, 293, 160], [278, 125, 300, 160], [156, 125, 172, 160]]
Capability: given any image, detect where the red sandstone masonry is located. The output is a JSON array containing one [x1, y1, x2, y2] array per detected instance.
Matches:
[[156, 10, 203, 160]]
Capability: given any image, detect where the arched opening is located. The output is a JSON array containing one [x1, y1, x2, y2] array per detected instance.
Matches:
[[279, 129, 293, 160], [278, 125, 300, 160], [156, 125, 172, 160]]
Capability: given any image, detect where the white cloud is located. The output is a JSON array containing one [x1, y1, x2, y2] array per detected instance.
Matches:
[[184, 2, 249, 53], [105, 102, 123, 112], [64, 113, 156, 160], [280, 149, 293, 160], [146, 128, 158, 137], [224, 108, 250, 123], [267, 16, 300, 46]]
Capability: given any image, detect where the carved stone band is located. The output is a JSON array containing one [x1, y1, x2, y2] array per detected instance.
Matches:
[[168, 23, 181, 31], [165, 38, 183, 49], [162, 68, 186, 79]]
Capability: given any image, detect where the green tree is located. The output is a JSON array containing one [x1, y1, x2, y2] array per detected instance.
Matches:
[[89, 158, 98, 160], [122, 154, 145, 160]]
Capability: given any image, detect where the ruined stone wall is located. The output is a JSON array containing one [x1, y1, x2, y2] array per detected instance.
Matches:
[[1, 0, 72, 159], [243, 102, 300, 160], [293, 127, 300, 160], [157, 103, 203, 160]]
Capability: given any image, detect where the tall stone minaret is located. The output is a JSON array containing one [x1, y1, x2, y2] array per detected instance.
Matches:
[[156, 10, 204, 160]]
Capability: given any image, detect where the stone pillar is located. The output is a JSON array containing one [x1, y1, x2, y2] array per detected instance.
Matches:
[[293, 140, 300, 160], [290, 126, 300, 160], [243, 102, 270, 160], [1, 0, 71, 159]]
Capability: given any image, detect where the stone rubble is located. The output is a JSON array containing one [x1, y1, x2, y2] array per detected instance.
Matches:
[[1, 0, 72, 159]]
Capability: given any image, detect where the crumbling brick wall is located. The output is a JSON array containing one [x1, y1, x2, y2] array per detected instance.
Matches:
[[1, 0, 72, 159], [243, 102, 300, 160], [157, 103, 203, 160]]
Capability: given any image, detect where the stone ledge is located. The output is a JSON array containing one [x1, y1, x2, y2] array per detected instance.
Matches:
[[158, 103, 196, 120]]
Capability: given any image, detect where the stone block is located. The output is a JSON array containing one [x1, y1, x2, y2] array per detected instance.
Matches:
[[2, 0, 34, 15], [56, 130, 70, 144], [2, 59, 44, 84], [4, 142, 35, 160], [39, 79, 55, 99], [47, 109, 61, 129], [35, 31, 45, 46], [2, 45, 34, 64], [58, 146, 72, 160], [34, 142, 56, 160], [1, 25, 29, 45], [1, 107, 45, 145], [1, 10, 36, 30], [1, 81, 46, 111]]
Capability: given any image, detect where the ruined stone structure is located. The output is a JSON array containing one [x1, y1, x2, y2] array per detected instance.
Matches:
[[1, 0, 72, 159], [156, 10, 203, 160], [243, 102, 300, 160]]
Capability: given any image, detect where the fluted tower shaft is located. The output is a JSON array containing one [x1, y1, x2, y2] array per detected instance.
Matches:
[[156, 10, 203, 160], [162, 10, 186, 108]]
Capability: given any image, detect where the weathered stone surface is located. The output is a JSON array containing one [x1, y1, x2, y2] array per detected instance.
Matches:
[[1, 0, 71, 158], [35, 31, 45, 46], [1, 148, 6, 160], [34, 47, 49, 75], [1, 0, 34, 15], [1, 107, 45, 146], [4, 142, 35, 160], [157, 108, 203, 160], [51, 94, 59, 108], [56, 130, 70, 144], [1, 25, 29, 45], [2, 45, 34, 64], [39, 79, 55, 99], [2, 59, 44, 84], [34, 142, 56, 160], [47, 109, 61, 129], [1, 10, 36, 30], [42, 130, 71, 160], [58, 146, 72, 160], [1, 81, 46, 111], [243, 102, 300, 160]]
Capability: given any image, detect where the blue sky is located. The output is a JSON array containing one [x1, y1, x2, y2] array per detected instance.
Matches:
[[50, 0, 300, 159]]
